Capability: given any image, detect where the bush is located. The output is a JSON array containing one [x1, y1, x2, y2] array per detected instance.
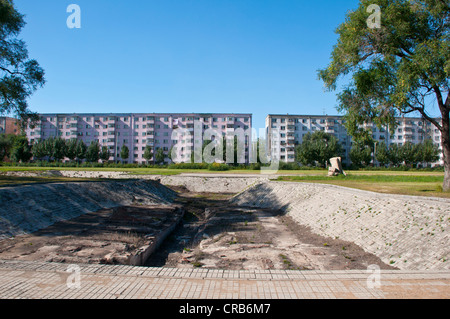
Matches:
[[168, 163, 209, 169], [208, 163, 230, 171]]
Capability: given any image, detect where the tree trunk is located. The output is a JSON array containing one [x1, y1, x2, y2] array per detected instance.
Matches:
[[441, 115, 450, 191]]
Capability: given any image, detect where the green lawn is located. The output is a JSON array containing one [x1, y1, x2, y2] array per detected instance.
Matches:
[[0, 166, 447, 198], [275, 174, 449, 198]]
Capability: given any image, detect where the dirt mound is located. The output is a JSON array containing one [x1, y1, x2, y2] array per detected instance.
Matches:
[[231, 181, 450, 270], [0, 180, 177, 240]]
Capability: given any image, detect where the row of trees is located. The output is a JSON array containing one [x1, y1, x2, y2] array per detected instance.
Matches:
[[295, 131, 441, 168], [0, 134, 173, 164]]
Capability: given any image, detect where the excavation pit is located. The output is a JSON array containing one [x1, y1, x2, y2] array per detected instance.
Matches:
[[0, 173, 448, 271], [0, 204, 184, 266]]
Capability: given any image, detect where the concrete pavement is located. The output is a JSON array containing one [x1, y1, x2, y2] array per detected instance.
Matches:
[[0, 260, 448, 299]]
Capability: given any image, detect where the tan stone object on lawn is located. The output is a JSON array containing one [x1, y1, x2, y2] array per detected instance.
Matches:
[[328, 157, 346, 176]]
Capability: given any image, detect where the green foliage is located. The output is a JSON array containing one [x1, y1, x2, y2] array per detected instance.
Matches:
[[350, 141, 373, 168], [120, 145, 129, 160], [375, 142, 389, 166], [168, 163, 209, 169], [208, 163, 230, 171], [0, 0, 45, 124], [49, 137, 67, 162], [85, 141, 100, 163], [9, 135, 31, 162], [0, 133, 17, 160], [154, 148, 165, 165], [375, 140, 441, 167], [143, 145, 153, 163], [318, 0, 449, 187], [75, 140, 87, 161], [295, 131, 343, 167], [99, 145, 110, 162]]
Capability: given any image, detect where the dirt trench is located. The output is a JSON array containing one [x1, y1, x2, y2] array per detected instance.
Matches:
[[145, 186, 396, 271]]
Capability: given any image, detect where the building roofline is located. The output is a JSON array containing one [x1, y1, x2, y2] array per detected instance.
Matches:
[[265, 114, 442, 120], [36, 112, 253, 117]]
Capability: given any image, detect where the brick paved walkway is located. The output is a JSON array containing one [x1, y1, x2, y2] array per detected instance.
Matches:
[[0, 260, 449, 299]]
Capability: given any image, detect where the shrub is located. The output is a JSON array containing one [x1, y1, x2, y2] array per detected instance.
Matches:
[[208, 163, 230, 171]]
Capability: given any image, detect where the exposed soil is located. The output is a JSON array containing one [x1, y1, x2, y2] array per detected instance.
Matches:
[[0, 182, 397, 271], [0, 204, 184, 265], [146, 186, 397, 271]]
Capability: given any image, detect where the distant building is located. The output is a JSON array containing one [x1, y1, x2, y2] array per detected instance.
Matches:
[[0, 117, 20, 135], [266, 114, 443, 166], [25, 113, 253, 164]]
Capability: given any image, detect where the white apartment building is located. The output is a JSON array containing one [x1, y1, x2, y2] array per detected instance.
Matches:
[[25, 113, 252, 164], [266, 114, 443, 166]]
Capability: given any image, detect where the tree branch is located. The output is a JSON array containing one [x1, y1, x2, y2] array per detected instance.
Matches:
[[404, 103, 442, 131], [0, 65, 26, 77]]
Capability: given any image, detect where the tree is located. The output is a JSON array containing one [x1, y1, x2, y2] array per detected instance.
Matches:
[[99, 145, 110, 163], [31, 139, 47, 160], [375, 141, 389, 166], [349, 141, 373, 168], [387, 143, 402, 167], [318, 0, 450, 189], [0, 133, 16, 160], [65, 139, 78, 161], [0, 0, 45, 125], [143, 145, 153, 164], [414, 139, 441, 167], [120, 145, 129, 162], [154, 148, 165, 165], [85, 141, 100, 163], [51, 137, 67, 162], [295, 131, 342, 167], [9, 135, 31, 162], [399, 141, 418, 167], [75, 139, 86, 162]]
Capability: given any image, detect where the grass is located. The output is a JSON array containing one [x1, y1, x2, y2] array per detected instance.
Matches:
[[1, 165, 448, 198], [275, 173, 449, 198]]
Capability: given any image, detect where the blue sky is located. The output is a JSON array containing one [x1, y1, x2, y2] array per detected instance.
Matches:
[[15, 0, 361, 131]]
